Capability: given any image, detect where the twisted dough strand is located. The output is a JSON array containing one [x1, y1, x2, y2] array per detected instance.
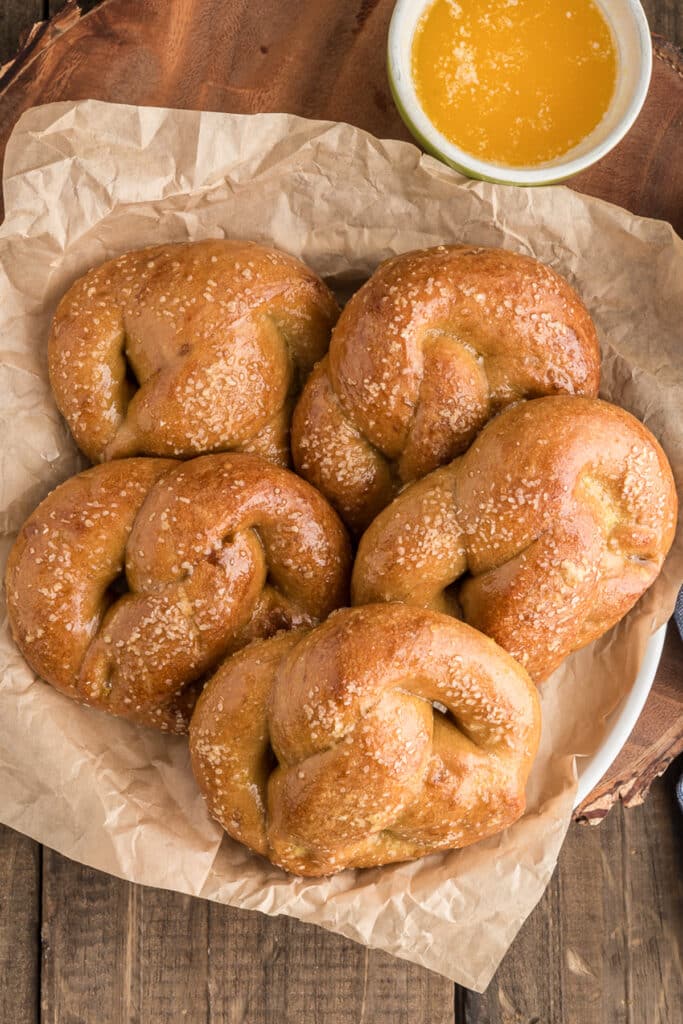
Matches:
[[352, 398, 677, 681], [190, 604, 541, 876], [49, 239, 339, 463], [6, 454, 351, 732], [293, 245, 600, 532]]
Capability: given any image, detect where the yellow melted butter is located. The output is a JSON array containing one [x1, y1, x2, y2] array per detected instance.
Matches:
[[412, 0, 618, 167]]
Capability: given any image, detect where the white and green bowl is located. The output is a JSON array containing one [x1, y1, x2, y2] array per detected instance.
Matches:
[[387, 0, 653, 185]]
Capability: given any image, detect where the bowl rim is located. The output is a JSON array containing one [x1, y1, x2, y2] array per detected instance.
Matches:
[[387, 0, 654, 185], [573, 624, 666, 808]]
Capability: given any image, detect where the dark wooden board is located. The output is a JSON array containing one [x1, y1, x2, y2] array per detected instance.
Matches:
[[464, 759, 683, 1024], [641, 0, 683, 47], [38, 843, 454, 1024], [574, 34, 683, 229], [0, 827, 40, 1024]]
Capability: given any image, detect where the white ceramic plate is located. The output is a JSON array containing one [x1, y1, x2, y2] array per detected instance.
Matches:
[[573, 625, 666, 808]]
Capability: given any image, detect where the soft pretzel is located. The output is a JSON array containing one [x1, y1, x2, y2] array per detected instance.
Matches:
[[48, 239, 339, 463], [189, 604, 541, 876], [352, 398, 677, 682], [292, 245, 600, 532], [6, 454, 351, 732]]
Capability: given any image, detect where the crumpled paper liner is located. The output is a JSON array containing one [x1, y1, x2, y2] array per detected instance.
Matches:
[[0, 100, 681, 991]]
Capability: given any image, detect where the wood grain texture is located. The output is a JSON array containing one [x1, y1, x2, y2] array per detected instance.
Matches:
[[0, 1, 42, 69], [0, 1, 663, 68], [29, 1, 680, 61], [36, 839, 454, 1023], [464, 760, 683, 1024], [573, 34, 683, 231], [642, 0, 683, 46], [40, 847, 214, 1023], [0, 826, 40, 1024], [41, 848, 131, 1023], [205, 904, 454, 1024], [49, 0, 99, 12]]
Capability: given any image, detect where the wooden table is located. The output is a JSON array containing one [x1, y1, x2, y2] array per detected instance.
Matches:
[[0, 3, 681, 1022]]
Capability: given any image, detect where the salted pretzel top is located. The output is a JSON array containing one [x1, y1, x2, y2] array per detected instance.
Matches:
[[189, 603, 541, 876], [48, 239, 339, 463], [292, 245, 600, 532], [352, 398, 677, 681], [6, 454, 351, 733]]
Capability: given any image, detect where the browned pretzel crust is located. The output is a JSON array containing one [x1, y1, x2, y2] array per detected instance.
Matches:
[[49, 239, 339, 464], [292, 245, 600, 532], [352, 398, 677, 682], [190, 604, 541, 876], [6, 454, 351, 732]]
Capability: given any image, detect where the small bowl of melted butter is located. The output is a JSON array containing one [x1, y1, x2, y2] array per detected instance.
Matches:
[[388, 0, 652, 185]]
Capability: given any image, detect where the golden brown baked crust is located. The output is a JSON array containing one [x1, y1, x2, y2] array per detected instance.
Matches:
[[48, 239, 339, 463], [352, 397, 677, 682], [292, 245, 600, 532], [189, 604, 541, 876], [6, 454, 351, 732]]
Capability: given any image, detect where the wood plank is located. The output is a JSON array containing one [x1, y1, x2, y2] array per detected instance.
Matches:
[[206, 903, 455, 1023], [39, 0, 683, 70], [31, 1, 683, 92], [41, 849, 210, 1024], [125, 885, 210, 1022], [41, 849, 132, 1023], [642, 0, 683, 46], [40, 2, 683, 62], [573, 33, 683, 232], [39, 848, 455, 1022], [463, 762, 683, 1022], [0, 1, 43, 66], [49, 1, 101, 15], [622, 771, 683, 1024], [0, 824, 40, 1024]]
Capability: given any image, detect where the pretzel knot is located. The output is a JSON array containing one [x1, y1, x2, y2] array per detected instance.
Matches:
[[292, 245, 600, 532], [189, 604, 540, 876], [48, 239, 339, 464], [352, 398, 677, 682], [6, 454, 351, 733]]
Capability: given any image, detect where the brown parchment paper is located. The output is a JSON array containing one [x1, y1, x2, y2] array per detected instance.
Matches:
[[0, 100, 681, 992]]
